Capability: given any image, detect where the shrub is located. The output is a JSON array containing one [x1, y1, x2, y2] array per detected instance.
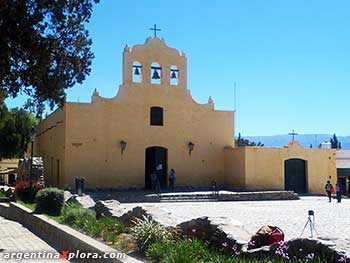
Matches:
[[60, 204, 125, 240], [131, 215, 172, 251], [115, 233, 138, 253], [15, 180, 44, 203], [35, 188, 64, 215], [74, 214, 103, 237], [60, 204, 99, 236], [146, 240, 173, 262], [61, 204, 96, 225], [4, 188, 14, 197], [163, 239, 208, 263], [0, 187, 13, 198], [146, 238, 333, 263], [99, 217, 126, 243]]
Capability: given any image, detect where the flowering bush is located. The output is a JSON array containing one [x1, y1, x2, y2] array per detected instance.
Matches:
[[338, 255, 350, 263], [275, 241, 290, 260], [14, 180, 44, 203]]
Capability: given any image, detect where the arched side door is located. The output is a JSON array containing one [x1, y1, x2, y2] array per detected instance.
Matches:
[[284, 158, 307, 194]]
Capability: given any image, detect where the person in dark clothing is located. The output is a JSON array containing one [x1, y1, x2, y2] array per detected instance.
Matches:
[[325, 180, 333, 202], [155, 164, 162, 193], [335, 181, 343, 203], [169, 169, 176, 189], [212, 181, 219, 197], [151, 171, 157, 190]]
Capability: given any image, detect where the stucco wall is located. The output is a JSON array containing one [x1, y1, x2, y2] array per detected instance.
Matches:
[[62, 85, 233, 189], [225, 143, 337, 194], [244, 147, 285, 191], [34, 109, 66, 187], [224, 148, 245, 188]]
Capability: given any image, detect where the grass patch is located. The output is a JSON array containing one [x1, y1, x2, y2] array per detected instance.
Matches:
[[17, 200, 36, 211], [58, 204, 126, 244], [14, 201, 127, 248], [0, 192, 6, 198], [146, 239, 330, 263]]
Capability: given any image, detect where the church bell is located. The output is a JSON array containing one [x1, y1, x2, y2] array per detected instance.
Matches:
[[170, 70, 177, 79], [152, 69, 160, 79], [134, 67, 140, 75]]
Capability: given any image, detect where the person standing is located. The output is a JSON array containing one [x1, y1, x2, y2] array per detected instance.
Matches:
[[212, 181, 219, 197], [325, 180, 333, 202], [335, 181, 343, 203], [151, 171, 157, 191], [169, 169, 176, 189], [155, 164, 162, 193]]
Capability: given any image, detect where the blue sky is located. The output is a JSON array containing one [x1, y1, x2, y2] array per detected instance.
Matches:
[[5, 0, 350, 136]]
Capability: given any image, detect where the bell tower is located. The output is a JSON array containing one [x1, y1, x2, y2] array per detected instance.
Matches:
[[122, 36, 187, 89]]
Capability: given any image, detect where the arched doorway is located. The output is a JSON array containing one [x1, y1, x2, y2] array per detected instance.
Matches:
[[145, 147, 168, 189], [284, 158, 307, 193]]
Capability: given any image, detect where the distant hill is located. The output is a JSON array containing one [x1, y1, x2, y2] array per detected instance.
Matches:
[[245, 134, 350, 149]]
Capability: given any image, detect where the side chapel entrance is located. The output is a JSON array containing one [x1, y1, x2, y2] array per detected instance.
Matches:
[[284, 158, 307, 194]]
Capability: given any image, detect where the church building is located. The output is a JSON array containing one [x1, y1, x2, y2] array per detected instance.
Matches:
[[34, 36, 336, 194]]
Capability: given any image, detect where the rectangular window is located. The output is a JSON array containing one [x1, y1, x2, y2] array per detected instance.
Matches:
[[150, 107, 163, 126]]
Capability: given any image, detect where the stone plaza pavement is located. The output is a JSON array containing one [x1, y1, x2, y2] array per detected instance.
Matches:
[[123, 196, 350, 253], [0, 216, 69, 263]]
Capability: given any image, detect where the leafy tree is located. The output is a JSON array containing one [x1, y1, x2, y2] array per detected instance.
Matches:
[[0, 0, 99, 116], [0, 107, 37, 160], [235, 133, 264, 147], [0, 90, 7, 117], [330, 134, 342, 149]]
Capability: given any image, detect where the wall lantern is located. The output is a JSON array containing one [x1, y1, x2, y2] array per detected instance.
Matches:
[[120, 140, 127, 155], [188, 141, 195, 156]]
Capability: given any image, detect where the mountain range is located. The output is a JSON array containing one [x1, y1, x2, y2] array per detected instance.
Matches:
[[245, 134, 350, 149]]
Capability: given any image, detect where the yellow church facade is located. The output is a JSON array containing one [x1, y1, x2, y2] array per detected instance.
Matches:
[[34, 37, 336, 194], [35, 38, 234, 190]]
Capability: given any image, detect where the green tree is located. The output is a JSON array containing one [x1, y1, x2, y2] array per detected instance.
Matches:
[[0, 0, 99, 116], [0, 107, 37, 160], [0, 90, 7, 117], [235, 133, 264, 147]]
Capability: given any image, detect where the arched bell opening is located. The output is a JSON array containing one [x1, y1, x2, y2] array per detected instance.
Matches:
[[170, 65, 178, 86], [151, 62, 162, 85], [132, 61, 142, 83]]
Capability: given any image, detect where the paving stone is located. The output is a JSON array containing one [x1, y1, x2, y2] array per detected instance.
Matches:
[[0, 216, 69, 262], [121, 196, 350, 254]]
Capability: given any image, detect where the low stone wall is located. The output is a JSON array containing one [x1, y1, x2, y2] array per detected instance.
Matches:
[[0, 203, 9, 218], [88, 190, 299, 203], [0, 197, 10, 202], [218, 191, 299, 201], [0, 202, 142, 263]]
